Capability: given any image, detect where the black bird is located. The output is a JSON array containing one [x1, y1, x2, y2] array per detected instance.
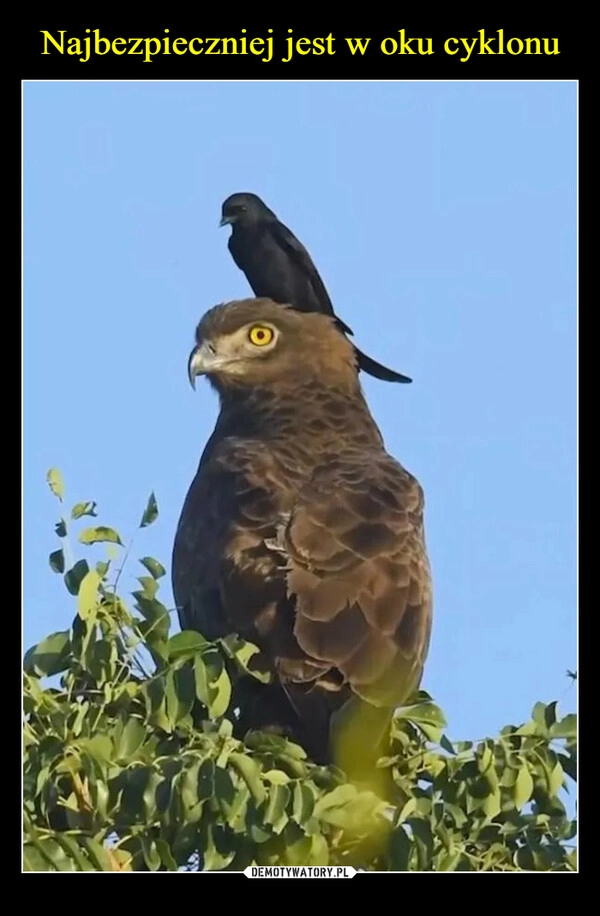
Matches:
[[219, 192, 412, 384]]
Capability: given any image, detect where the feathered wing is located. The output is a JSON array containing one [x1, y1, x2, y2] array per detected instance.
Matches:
[[270, 220, 354, 335], [279, 452, 432, 779], [171, 451, 231, 642], [172, 437, 284, 641], [282, 453, 432, 708], [270, 222, 412, 382]]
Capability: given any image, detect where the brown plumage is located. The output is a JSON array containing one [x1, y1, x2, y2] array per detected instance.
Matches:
[[172, 299, 432, 779]]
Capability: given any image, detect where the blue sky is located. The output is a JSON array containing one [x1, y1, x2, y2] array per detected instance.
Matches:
[[23, 80, 576, 743]]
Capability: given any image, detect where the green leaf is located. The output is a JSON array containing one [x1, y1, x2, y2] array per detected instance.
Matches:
[[202, 823, 236, 871], [47, 468, 64, 501], [437, 851, 462, 872], [263, 770, 291, 785], [481, 787, 501, 819], [531, 701, 558, 736], [49, 549, 65, 573], [197, 758, 216, 800], [548, 760, 565, 796], [155, 839, 178, 872], [549, 714, 577, 739], [388, 825, 412, 870], [194, 653, 211, 708], [397, 797, 418, 824], [30, 837, 77, 871], [177, 759, 200, 817], [514, 764, 534, 808], [82, 734, 114, 764], [139, 492, 158, 528], [313, 784, 357, 817], [166, 666, 195, 727], [23, 630, 71, 677], [82, 838, 115, 871], [71, 501, 98, 519], [167, 630, 207, 661], [139, 556, 166, 579], [23, 842, 56, 871], [193, 648, 231, 719], [404, 700, 447, 727], [311, 783, 382, 833], [440, 734, 456, 755], [115, 718, 146, 760], [141, 679, 165, 727], [407, 818, 434, 870], [78, 569, 101, 621], [566, 669, 577, 681], [137, 576, 158, 599], [229, 753, 267, 804], [478, 744, 494, 774], [64, 559, 90, 596], [140, 838, 161, 872], [445, 803, 467, 829], [414, 722, 443, 744], [55, 519, 68, 537], [415, 797, 432, 817], [557, 751, 577, 782], [208, 663, 232, 719], [220, 633, 272, 684], [55, 835, 97, 871], [542, 701, 558, 730], [134, 594, 170, 643], [263, 784, 291, 834], [317, 790, 386, 831], [78, 526, 123, 546], [291, 782, 316, 825]]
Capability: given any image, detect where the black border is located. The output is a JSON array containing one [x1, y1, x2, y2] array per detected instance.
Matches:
[[21, 19, 580, 80]]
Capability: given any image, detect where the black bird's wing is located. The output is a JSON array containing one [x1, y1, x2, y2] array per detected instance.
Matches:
[[270, 221, 412, 383], [270, 220, 354, 336]]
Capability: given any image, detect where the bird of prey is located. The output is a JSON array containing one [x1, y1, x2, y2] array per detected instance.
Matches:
[[172, 299, 431, 779], [219, 192, 412, 385]]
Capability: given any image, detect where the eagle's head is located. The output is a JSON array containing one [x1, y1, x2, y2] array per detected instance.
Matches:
[[187, 298, 359, 393]]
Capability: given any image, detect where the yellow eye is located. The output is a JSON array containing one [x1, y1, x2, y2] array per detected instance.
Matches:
[[248, 325, 275, 347]]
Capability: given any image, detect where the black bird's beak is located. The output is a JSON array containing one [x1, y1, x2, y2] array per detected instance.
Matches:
[[219, 215, 233, 228]]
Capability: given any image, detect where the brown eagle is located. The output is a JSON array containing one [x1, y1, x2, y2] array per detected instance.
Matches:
[[172, 299, 432, 780]]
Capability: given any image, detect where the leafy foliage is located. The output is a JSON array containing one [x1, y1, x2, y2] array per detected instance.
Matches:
[[23, 473, 577, 872]]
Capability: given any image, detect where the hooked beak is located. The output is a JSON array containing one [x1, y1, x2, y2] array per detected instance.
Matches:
[[219, 214, 233, 228], [187, 340, 221, 389]]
